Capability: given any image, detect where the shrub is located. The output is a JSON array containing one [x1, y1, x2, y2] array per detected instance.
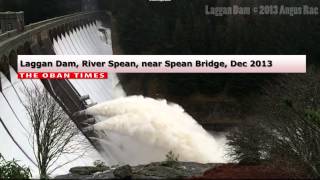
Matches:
[[0, 154, 32, 179], [165, 151, 179, 162], [227, 70, 320, 177], [93, 160, 107, 168]]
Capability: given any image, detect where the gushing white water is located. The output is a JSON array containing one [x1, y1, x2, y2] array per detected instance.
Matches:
[[85, 96, 227, 165], [52, 19, 227, 167]]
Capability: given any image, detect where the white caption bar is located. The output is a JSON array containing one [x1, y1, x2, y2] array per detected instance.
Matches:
[[18, 55, 306, 73]]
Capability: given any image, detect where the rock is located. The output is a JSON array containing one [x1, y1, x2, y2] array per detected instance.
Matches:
[[55, 161, 221, 179], [175, 162, 219, 176], [113, 165, 132, 178], [93, 170, 115, 179], [134, 165, 186, 178], [55, 173, 93, 179], [133, 162, 218, 178], [69, 166, 109, 175]]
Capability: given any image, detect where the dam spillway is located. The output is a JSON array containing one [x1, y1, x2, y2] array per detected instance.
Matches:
[[0, 12, 117, 177], [0, 11, 228, 178]]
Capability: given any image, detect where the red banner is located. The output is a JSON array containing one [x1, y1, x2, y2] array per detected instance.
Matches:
[[18, 72, 108, 79]]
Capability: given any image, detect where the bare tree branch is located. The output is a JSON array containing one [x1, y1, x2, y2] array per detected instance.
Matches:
[[22, 85, 91, 178]]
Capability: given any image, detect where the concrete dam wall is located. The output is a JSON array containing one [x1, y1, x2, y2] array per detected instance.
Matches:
[[0, 11, 116, 176]]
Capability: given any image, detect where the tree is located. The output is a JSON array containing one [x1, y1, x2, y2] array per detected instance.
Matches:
[[260, 71, 320, 177], [227, 69, 320, 177], [226, 120, 269, 165], [22, 86, 89, 178], [0, 153, 32, 179]]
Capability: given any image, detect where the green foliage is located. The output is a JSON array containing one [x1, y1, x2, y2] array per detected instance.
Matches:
[[305, 110, 320, 127], [0, 154, 32, 179]]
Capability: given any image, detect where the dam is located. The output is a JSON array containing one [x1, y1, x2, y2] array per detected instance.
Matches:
[[0, 9, 228, 177], [0, 11, 116, 176]]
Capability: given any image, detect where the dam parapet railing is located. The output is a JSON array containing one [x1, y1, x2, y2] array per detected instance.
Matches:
[[0, 11, 110, 57]]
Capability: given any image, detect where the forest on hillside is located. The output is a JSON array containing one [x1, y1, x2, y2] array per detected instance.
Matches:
[[111, 0, 320, 57], [111, 0, 320, 99], [111, 1, 320, 177]]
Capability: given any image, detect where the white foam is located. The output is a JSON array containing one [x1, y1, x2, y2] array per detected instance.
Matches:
[[86, 96, 227, 165]]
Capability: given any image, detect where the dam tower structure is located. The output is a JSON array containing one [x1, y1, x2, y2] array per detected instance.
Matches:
[[0, 11, 24, 34]]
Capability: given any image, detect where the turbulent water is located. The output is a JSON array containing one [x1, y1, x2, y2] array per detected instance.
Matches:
[[85, 96, 227, 165], [52, 19, 227, 167]]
